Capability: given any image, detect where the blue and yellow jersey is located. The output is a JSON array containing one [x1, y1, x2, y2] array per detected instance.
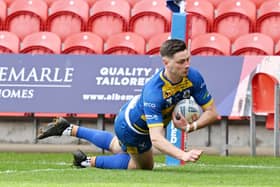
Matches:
[[124, 67, 213, 134]]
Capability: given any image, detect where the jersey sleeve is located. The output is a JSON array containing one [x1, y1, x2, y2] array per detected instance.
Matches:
[[142, 89, 164, 128], [190, 68, 214, 109]]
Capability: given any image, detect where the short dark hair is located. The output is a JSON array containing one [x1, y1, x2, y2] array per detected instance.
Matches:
[[159, 39, 187, 58]]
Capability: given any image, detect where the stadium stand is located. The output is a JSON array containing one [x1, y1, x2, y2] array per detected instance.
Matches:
[[213, 0, 256, 42], [185, 0, 214, 39], [231, 33, 274, 56], [87, 0, 130, 41], [46, 0, 89, 41], [0, 31, 20, 53], [146, 32, 170, 55], [62, 32, 103, 54], [190, 32, 231, 56], [0, 0, 7, 30], [251, 72, 279, 129], [46, 0, 97, 6], [256, 0, 280, 43], [20, 31, 61, 54], [128, 0, 171, 41], [5, 0, 47, 40], [104, 32, 145, 55]]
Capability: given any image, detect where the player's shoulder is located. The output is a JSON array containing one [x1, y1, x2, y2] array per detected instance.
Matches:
[[144, 69, 163, 88], [142, 69, 164, 100], [187, 67, 204, 81]]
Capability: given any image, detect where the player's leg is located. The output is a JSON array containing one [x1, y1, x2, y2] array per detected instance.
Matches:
[[72, 149, 132, 169], [37, 117, 122, 153], [72, 147, 153, 170], [72, 125, 122, 153], [129, 149, 154, 170]]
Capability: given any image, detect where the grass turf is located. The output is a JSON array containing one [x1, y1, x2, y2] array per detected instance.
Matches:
[[0, 152, 280, 187]]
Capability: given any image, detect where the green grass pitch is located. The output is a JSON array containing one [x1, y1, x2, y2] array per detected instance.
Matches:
[[0, 152, 280, 187]]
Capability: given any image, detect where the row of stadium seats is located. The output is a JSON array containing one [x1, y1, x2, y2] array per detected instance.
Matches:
[[0, 0, 171, 42], [187, 0, 280, 43], [2, 30, 280, 56], [0, 31, 171, 55], [2, 0, 138, 6], [194, 0, 265, 8], [191, 32, 280, 56], [1, 0, 279, 54]]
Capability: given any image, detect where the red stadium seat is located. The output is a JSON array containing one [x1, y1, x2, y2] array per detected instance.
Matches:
[[0, 31, 19, 53], [45, 0, 96, 6], [186, 0, 214, 39], [5, 0, 47, 40], [62, 32, 103, 54], [85, 0, 97, 6], [4, 0, 13, 6], [206, 0, 223, 7], [20, 32, 61, 54], [146, 32, 170, 55], [190, 33, 231, 56], [104, 32, 145, 55], [250, 0, 266, 8], [251, 73, 279, 129], [87, 0, 130, 41], [256, 0, 280, 42], [0, 1, 7, 30], [232, 33, 274, 56], [128, 0, 171, 41], [274, 39, 280, 55], [46, 0, 89, 41], [213, 0, 256, 42], [126, 0, 138, 6]]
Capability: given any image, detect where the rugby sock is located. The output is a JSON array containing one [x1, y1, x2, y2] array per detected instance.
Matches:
[[95, 153, 130, 169], [76, 126, 114, 151], [81, 157, 92, 168], [62, 124, 73, 136]]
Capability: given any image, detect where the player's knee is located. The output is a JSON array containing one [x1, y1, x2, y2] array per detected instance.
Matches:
[[109, 137, 122, 154], [128, 157, 154, 170], [141, 162, 154, 170]]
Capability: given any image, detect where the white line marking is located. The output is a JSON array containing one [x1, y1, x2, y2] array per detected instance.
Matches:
[[0, 168, 74, 174], [196, 163, 280, 169]]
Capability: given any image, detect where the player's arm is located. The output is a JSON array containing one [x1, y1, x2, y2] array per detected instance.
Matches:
[[181, 68, 219, 132], [191, 100, 218, 132], [149, 125, 202, 162], [172, 100, 218, 132]]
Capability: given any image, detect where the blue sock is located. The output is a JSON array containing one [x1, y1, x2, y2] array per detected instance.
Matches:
[[95, 153, 130, 169], [76, 126, 114, 151]]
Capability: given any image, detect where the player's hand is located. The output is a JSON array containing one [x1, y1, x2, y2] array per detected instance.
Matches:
[[172, 112, 189, 130], [182, 149, 203, 163]]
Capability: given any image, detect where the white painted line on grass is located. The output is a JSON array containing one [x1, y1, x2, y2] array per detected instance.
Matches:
[[0, 168, 74, 174], [196, 163, 280, 169]]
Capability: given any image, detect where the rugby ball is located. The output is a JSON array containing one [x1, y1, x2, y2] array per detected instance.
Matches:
[[173, 97, 202, 123]]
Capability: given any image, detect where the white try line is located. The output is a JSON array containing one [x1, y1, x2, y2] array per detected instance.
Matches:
[[0, 168, 74, 174], [1, 161, 279, 174], [0, 161, 69, 165], [196, 163, 280, 169]]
